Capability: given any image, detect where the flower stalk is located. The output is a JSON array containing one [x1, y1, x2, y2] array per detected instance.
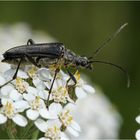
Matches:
[[6, 120, 17, 139]]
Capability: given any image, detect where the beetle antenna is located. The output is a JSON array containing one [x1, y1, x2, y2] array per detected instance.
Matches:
[[89, 60, 130, 88], [93, 23, 128, 58]]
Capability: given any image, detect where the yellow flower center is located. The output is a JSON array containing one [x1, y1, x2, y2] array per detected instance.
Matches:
[[45, 125, 61, 140], [3, 102, 15, 118], [15, 77, 28, 93], [59, 110, 73, 127], [49, 64, 57, 71], [52, 87, 68, 103], [31, 96, 41, 110], [27, 66, 38, 78], [74, 70, 85, 87], [74, 70, 81, 81], [49, 59, 64, 72]]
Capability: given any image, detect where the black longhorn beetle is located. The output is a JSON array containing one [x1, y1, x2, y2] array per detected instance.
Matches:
[[0, 23, 130, 107]]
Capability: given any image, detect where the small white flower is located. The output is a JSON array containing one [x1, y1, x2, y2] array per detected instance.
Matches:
[[0, 68, 29, 94], [58, 104, 81, 137], [51, 86, 71, 104], [70, 70, 95, 99], [0, 85, 23, 101], [35, 119, 69, 140], [39, 103, 62, 120], [23, 87, 48, 120], [15, 77, 29, 94], [44, 72, 73, 104], [25, 96, 46, 120], [38, 103, 80, 138], [0, 99, 28, 127], [44, 125, 61, 140]]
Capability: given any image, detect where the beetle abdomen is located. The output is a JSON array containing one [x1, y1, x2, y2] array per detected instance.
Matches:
[[3, 43, 64, 58], [2, 43, 65, 66]]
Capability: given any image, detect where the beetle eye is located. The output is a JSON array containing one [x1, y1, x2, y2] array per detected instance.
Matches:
[[60, 45, 64, 51], [81, 61, 87, 66]]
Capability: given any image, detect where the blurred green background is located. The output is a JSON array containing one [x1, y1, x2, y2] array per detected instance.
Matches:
[[0, 1, 139, 138]]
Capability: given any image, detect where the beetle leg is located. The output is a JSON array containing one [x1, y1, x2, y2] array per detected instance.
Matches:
[[0, 98, 2, 107], [27, 39, 35, 45], [66, 69, 77, 86], [46, 68, 60, 109], [25, 54, 41, 68], [0, 58, 22, 88], [36, 56, 42, 64]]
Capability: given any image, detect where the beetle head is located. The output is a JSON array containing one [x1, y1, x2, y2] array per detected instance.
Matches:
[[76, 56, 93, 70]]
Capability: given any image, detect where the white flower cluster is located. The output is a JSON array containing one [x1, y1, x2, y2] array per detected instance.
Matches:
[[72, 89, 122, 139], [0, 66, 95, 139]]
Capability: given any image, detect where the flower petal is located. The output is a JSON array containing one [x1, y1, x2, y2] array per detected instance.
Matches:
[[33, 77, 46, 90], [39, 137, 49, 140], [39, 108, 50, 119], [136, 116, 140, 124], [71, 121, 81, 132], [54, 79, 64, 89], [47, 119, 61, 128], [75, 87, 87, 99], [83, 84, 95, 94], [26, 109, 39, 120], [17, 69, 29, 79], [40, 103, 62, 119], [4, 69, 15, 81], [35, 118, 48, 132], [37, 68, 52, 81], [9, 89, 23, 101], [61, 132, 69, 140], [39, 99, 46, 108], [1, 98, 12, 105], [38, 90, 48, 100], [44, 81, 51, 89], [64, 103, 76, 111], [23, 93, 35, 101], [1, 85, 14, 97], [136, 129, 140, 140], [12, 114, 27, 127], [0, 75, 6, 86], [0, 114, 7, 124], [14, 100, 29, 112], [49, 103, 62, 118], [26, 86, 38, 96], [67, 126, 79, 137], [4, 69, 28, 79], [59, 70, 69, 82]]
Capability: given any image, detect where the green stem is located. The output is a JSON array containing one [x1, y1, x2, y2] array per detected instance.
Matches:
[[7, 128, 15, 139], [6, 120, 16, 139], [20, 121, 34, 138], [31, 129, 39, 139]]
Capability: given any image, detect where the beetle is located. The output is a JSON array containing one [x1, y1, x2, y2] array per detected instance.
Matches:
[[0, 23, 130, 107]]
